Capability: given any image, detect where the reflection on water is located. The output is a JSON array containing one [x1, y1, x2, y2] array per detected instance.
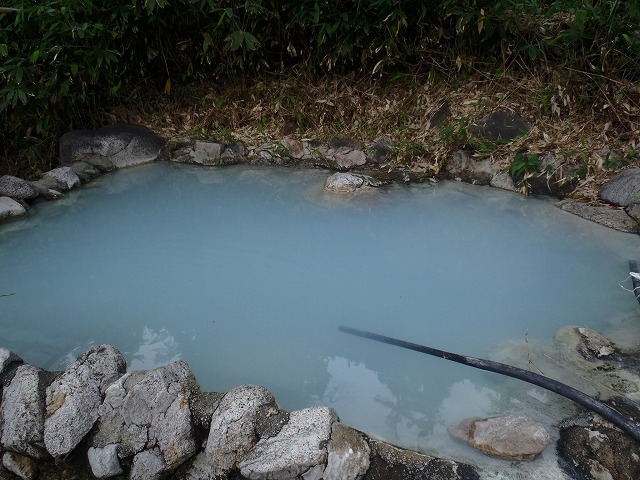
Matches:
[[1, 163, 639, 479], [129, 326, 181, 371]]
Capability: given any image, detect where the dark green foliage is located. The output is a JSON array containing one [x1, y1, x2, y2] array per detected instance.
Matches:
[[1, 1, 639, 175], [510, 152, 542, 192]]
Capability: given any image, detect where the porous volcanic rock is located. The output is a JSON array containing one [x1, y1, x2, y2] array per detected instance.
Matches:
[[41, 167, 81, 191], [0, 365, 48, 459], [44, 345, 126, 457], [449, 414, 550, 461], [323, 423, 370, 480], [557, 397, 640, 480], [205, 384, 277, 472], [363, 439, 480, 480], [90, 361, 198, 477], [0, 176, 39, 200], [239, 406, 337, 479]]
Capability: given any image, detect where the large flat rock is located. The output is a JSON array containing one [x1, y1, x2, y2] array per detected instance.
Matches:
[[599, 168, 640, 207], [60, 124, 165, 169]]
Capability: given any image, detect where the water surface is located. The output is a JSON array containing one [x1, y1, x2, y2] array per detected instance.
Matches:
[[1, 163, 638, 477]]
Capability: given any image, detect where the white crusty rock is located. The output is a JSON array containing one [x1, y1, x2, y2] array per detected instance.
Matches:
[[0, 365, 47, 459], [0, 196, 26, 220], [91, 361, 198, 477], [240, 406, 338, 479], [44, 345, 126, 458], [205, 384, 277, 472], [449, 414, 550, 461], [0, 175, 39, 200], [42, 166, 81, 191], [324, 172, 382, 193], [130, 447, 166, 480], [323, 423, 370, 480], [88, 444, 123, 478]]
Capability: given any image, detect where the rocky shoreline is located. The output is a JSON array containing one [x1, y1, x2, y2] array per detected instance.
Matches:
[[1, 122, 640, 233], [1, 123, 640, 479]]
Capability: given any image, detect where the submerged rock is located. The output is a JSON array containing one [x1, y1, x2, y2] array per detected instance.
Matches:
[[449, 414, 550, 461], [557, 397, 640, 480], [324, 172, 382, 193]]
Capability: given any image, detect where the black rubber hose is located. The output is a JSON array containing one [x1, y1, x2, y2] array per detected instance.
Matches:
[[629, 260, 640, 305], [338, 325, 640, 444]]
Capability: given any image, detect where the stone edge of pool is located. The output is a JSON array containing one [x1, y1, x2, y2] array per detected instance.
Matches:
[[1, 124, 639, 479], [0, 122, 639, 233], [0, 344, 483, 480]]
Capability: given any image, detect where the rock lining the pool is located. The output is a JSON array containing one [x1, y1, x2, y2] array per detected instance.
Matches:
[[0, 345, 481, 480], [0, 123, 639, 232]]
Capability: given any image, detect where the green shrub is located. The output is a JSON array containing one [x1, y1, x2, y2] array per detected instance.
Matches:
[[0, 1, 638, 175]]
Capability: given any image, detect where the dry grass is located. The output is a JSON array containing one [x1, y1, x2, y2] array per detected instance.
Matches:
[[107, 65, 640, 201]]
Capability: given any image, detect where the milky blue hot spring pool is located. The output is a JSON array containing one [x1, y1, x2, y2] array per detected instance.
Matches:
[[1, 162, 638, 477]]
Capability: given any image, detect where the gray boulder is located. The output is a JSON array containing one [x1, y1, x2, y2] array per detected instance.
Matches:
[[443, 150, 500, 185], [88, 444, 123, 478], [205, 384, 277, 472], [240, 406, 337, 479], [599, 168, 640, 207], [92, 361, 198, 477], [323, 423, 370, 480], [44, 345, 126, 457], [324, 172, 382, 193], [333, 149, 367, 170], [0, 197, 26, 220], [0, 348, 22, 374], [41, 167, 80, 191], [556, 200, 637, 232], [449, 414, 550, 461], [490, 171, 516, 191], [130, 447, 166, 480], [171, 139, 248, 165], [365, 439, 480, 479], [0, 365, 47, 458], [70, 161, 102, 182], [470, 110, 531, 141], [0, 176, 39, 200], [60, 124, 165, 169]]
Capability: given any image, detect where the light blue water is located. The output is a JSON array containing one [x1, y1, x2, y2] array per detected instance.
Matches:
[[1, 163, 638, 473]]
